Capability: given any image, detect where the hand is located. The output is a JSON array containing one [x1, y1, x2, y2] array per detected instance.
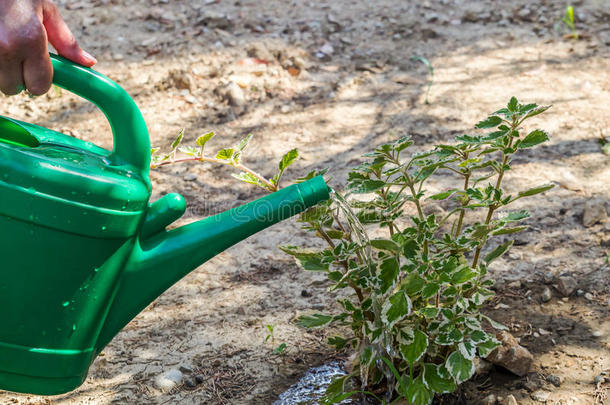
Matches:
[[0, 0, 96, 96]]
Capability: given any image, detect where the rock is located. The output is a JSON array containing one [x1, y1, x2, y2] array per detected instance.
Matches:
[[557, 275, 577, 296], [592, 330, 602, 337], [583, 198, 607, 227], [487, 331, 533, 377], [482, 394, 497, 405], [594, 375, 603, 384], [318, 42, 334, 57], [503, 394, 518, 405], [584, 292, 594, 301], [184, 377, 197, 388], [474, 357, 494, 375], [197, 10, 233, 29], [542, 272, 555, 284], [195, 374, 204, 384], [167, 69, 193, 91], [184, 173, 197, 181], [538, 328, 551, 336], [531, 390, 551, 402], [546, 374, 561, 387], [225, 82, 246, 106], [541, 287, 552, 302], [507, 280, 521, 289], [154, 369, 183, 391], [301, 289, 312, 297]]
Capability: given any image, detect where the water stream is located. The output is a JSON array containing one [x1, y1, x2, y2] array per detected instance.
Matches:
[[272, 362, 350, 405]]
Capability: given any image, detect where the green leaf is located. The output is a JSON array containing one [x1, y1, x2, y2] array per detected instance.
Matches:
[[477, 337, 501, 358], [517, 183, 554, 198], [458, 341, 476, 360], [523, 105, 551, 120], [475, 116, 502, 129], [421, 282, 440, 299], [451, 267, 477, 284], [328, 336, 349, 350], [423, 363, 457, 394], [402, 273, 425, 295], [236, 133, 254, 151], [445, 350, 475, 384], [179, 146, 199, 156], [278, 245, 329, 271], [518, 129, 549, 149], [381, 357, 408, 397], [322, 375, 348, 404], [297, 314, 332, 328], [279, 148, 299, 171], [171, 129, 184, 150], [428, 190, 456, 200], [381, 291, 412, 328], [470, 330, 488, 343], [419, 307, 440, 319], [400, 329, 428, 364], [349, 179, 386, 194], [484, 240, 513, 264], [406, 376, 433, 405], [481, 314, 508, 331], [216, 148, 235, 160], [196, 131, 215, 148], [507, 96, 518, 112], [504, 210, 530, 222], [378, 257, 399, 293], [492, 226, 528, 235], [370, 239, 400, 252], [232, 172, 265, 188]]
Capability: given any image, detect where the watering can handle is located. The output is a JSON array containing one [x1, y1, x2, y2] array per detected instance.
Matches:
[[50, 53, 150, 178]]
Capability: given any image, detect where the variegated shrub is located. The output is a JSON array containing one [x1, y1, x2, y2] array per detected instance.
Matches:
[[281, 98, 553, 404]]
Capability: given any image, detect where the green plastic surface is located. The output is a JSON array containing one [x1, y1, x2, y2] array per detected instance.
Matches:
[[0, 54, 330, 395]]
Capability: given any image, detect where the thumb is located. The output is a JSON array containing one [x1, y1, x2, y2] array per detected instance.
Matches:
[[42, 1, 96, 67]]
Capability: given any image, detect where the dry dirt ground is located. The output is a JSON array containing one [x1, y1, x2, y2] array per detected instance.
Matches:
[[1, 0, 609, 404]]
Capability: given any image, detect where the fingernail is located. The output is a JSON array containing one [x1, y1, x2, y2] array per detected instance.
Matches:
[[82, 50, 97, 65]]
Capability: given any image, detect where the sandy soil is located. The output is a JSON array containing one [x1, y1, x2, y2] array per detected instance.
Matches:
[[1, 0, 609, 404]]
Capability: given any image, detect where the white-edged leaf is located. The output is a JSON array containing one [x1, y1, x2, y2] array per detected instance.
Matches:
[[422, 363, 457, 394], [445, 350, 475, 384], [171, 129, 184, 150], [399, 329, 428, 364], [484, 240, 513, 264], [458, 341, 476, 360], [406, 376, 433, 405], [381, 291, 411, 328]]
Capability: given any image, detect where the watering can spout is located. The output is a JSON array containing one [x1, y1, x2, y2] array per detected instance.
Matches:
[[95, 176, 329, 351]]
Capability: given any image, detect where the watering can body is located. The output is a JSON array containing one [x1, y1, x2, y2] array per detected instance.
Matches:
[[0, 55, 329, 395]]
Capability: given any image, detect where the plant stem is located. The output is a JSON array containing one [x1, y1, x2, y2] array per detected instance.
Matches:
[[454, 171, 471, 238], [152, 155, 277, 192]]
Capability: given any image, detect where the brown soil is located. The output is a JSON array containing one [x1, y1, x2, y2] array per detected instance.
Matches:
[[1, 0, 609, 404]]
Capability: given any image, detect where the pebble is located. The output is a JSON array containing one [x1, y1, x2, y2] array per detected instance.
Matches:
[[503, 394, 518, 405], [184, 173, 197, 181], [541, 287, 552, 302], [531, 390, 551, 402], [584, 292, 594, 301], [557, 275, 577, 296], [547, 374, 562, 387], [154, 369, 183, 391], [482, 394, 497, 405], [184, 377, 197, 388], [487, 331, 533, 377], [583, 198, 607, 227], [592, 330, 602, 337], [195, 374, 204, 384], [225, 82, 246, 106]]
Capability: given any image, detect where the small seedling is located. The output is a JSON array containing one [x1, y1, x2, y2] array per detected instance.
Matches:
[[151, 130, 299, 192], [560, 5, 578, 40], [411, 55, 434, 105], [265, 324, 287, 355]]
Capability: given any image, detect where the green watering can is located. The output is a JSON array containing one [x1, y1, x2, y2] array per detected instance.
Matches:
[[0, 54, 329, 395]]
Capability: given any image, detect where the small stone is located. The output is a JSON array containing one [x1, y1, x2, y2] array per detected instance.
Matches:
[[319, 42, 334, 56], [583, 198, 607, 227], [194, 374, 205, 384], [280, 104, 291, 113], [184, 173, 197, 181], [538, 328, 551, 336], [487, 331, 534, 377], [584, 292, 594, 301], [576, 289, 585, 296], [154, 369, 183, 391], [547, 374, 562, 387], [592, 330, 602, 337], [503, 394, 518, 405], [507, 280, 521, 289], [482, 394, 497, 405], [225, 82, 246, 106], [112, 53, 124, 61], [531, 390, 551, 402], [594, 375, 603, 384], [557, 276, 577, 296], [184, 377, 197, 388], [301, 289, 312, 297], [542, 272, 555, 284], [541, 287, 552, 302]]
